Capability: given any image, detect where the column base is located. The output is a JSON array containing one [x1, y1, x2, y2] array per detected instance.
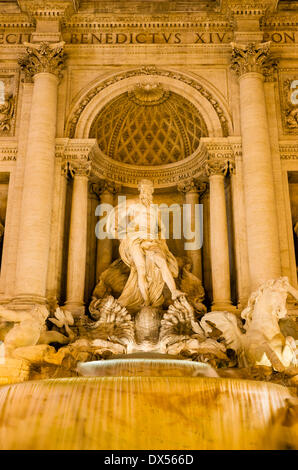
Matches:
[[10, 294, 48, 310], [211, 302, 237, 313]]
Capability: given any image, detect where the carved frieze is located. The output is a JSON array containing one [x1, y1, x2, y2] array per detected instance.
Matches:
[[279, 142, 298, 160], [230, 42, 277, 78], [0, 143, 18, 162], [279, 71, 298, 134], [18, 42, 66, 80]]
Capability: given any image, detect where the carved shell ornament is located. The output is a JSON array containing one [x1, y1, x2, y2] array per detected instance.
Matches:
[[128, 83, 170, 106]]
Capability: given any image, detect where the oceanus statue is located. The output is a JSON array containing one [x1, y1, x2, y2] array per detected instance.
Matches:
[[106, 179, 184, 313]]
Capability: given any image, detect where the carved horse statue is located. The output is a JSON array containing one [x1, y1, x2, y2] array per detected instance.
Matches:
[[201, 277, 298, 371]]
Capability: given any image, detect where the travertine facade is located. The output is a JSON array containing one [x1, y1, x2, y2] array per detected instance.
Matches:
[[0, 0, 297, 316]]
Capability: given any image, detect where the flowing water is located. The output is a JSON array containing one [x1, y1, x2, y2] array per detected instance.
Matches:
[[0, 358, 297, 450], [76, 358, 219, 377]]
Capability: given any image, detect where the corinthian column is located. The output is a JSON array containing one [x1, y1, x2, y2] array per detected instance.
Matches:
[[65, 160, 91, 316], [231, 42, 281, 290], [205, 158, 232, 310], [177, 179, 206, 280], [14, 42, 65, 305], [92, 182, 121, 280]]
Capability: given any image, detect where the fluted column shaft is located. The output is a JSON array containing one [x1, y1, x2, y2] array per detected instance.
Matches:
[[65, 162, 90, 315], [231, 42, 281, 290], [206, 160, 232, 309]]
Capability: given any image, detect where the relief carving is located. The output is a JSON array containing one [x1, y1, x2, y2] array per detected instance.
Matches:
[[280, 75, 298, 133], [0, 94, 15, 134]]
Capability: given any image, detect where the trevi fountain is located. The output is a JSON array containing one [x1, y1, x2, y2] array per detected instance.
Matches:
[[0, 0, 297, 451]]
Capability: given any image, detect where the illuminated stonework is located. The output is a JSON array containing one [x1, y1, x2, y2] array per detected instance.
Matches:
[[0, 0, 297, 396]]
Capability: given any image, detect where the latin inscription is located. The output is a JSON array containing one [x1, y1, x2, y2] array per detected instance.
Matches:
[[1, 31, 298, 45]]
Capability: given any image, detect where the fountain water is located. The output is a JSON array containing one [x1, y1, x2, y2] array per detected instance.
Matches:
[[0, 357, 297, 450]]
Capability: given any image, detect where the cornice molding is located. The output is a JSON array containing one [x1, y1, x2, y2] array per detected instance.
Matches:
[[221, 0, 278, 16], [279, 141, 298, 160], [17, 0, 79, 22], [54, 137, 240, 189], [0, 141, 18, 162]]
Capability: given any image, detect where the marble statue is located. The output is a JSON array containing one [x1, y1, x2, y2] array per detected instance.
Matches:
[[90, 255, 206, 317], [107, 179, 184, 313], [0, 305, 73, 356], [201, 277, 298, 371], [159, 295, 227, 362]]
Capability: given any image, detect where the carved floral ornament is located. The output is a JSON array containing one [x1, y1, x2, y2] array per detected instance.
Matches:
[[230, 41, 277, 79], [66, 66, 230, 139], [18, 41, 66, 80]]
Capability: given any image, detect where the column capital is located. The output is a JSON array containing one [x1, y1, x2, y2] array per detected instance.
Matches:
[[177, 179, 207, 197], [204, 158, 230, 177], [90, 180, 122, 199], [69, 160, 91, 178], [230, 41, 277, 78], [18, 41, 66, 80]]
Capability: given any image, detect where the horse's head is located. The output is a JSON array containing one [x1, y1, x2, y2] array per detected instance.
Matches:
[[242, 277, 293, 326]]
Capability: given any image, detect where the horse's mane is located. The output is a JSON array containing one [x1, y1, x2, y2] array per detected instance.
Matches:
[[241, 277, 289, 329]]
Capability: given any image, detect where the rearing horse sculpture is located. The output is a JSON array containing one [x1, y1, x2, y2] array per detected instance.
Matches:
[[201, 277, 298, 371]]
